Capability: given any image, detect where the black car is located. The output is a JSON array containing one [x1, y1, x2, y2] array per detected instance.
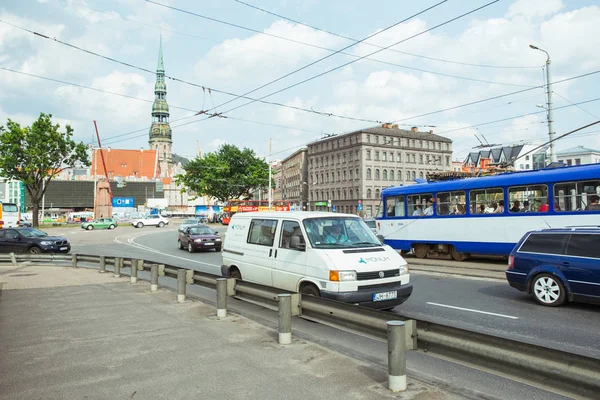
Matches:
[[0, 228, 71, 254], [178, 225, 222, 253]]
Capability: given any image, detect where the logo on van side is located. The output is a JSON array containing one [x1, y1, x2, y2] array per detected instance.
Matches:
[[358, 256, 391, 264], [231, 224, 246, 231]]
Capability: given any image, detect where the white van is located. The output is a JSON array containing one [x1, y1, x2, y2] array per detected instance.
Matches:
[[221, 211, 412, 309]]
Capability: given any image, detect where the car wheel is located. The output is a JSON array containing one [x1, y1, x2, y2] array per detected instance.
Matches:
[[300, 283, 320, 297], [188, 243, 195, 253], [158, 222, 165, 228], [86, 225, 94, 230], [109, 225, 115, 230], [29, 246, 41, 254], [215, 247, 222, 252], [136, 222, 144, 228], [230, 268, 242, 281], [531, 273, 566, 307], [178, 240, 184, 250]]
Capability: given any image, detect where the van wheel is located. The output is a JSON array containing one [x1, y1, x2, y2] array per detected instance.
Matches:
[[413, 244, 428, 259], [230, 268, 242, 281], [451, 247, 469, 262], [531, 274, 566, 307], [300, 283, 320, 297]]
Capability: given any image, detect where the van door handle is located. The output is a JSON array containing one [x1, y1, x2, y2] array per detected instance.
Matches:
[[274, 249, 278, 258], [269, 249, 273, 257], [562, 261, 570, 266]]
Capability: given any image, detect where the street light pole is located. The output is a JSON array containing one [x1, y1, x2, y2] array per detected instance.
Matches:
[[530, 44, 556, 163], [268, 138, 272, 211]]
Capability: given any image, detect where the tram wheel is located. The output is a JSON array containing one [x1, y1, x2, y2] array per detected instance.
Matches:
[[451, 246, 469, 262], [413, 244, 428, 259]]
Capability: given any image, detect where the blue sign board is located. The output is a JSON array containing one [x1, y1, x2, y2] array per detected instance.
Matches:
[[332, 205, 337, 212], [357, 203, 362, 211], [112, 197, 134, 208]]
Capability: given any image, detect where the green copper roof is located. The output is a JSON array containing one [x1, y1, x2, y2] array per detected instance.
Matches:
[[152, 99, 169, 114], [157, 35, 165, 72]]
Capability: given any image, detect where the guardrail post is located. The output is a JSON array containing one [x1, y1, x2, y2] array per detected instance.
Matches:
[[71, 253, 78, 268], [114, 257, 122, 277], [130, 259, 138, 284], [9, 252, 17, 266], [278, 294, 292, 345], [216, 278, 227, 318], [99, 256, 106, 273], [150, 264, 159, 292], [387, 321, 407, 392], [177, 269, 186, 303]]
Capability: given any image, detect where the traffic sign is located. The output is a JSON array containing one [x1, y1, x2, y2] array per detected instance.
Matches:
[[358, 199, 362, 204], [332, 205, 337, 212], [327, 199, 332, 207], [357, 203, 362, 211]]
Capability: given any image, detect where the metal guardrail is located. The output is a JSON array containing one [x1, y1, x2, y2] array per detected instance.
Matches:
[[2, 252, 599, 398]]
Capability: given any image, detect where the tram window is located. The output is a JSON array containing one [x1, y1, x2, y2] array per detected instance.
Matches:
[[437, 191, 466, 215], [469, 188, 504, 214], [407, 193, 433, 216], [508, 185, 548, 213], [554, 180, 600, 211], [385, 196, 405, 217]]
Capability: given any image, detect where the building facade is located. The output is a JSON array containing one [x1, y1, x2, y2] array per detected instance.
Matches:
[[306, 124, 453, 217], [281, 148, 308, 210], [557, 146, 600, 166], [149, 36, 173, 178], [464, 145, 548, 171]]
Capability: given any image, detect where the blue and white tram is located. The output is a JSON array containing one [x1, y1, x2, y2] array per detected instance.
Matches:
[[377, 164, 600, 261]]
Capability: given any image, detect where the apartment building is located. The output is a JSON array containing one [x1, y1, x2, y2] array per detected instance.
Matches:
[[280, 148, 308, 210], [306, 124, 453, 217]]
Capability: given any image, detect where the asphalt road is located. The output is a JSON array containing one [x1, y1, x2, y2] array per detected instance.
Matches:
[[61, 224, 600, 360]]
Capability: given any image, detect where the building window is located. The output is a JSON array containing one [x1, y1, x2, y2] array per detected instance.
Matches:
[[446, 156, 450, 166], [343, 152, 347, 163], [411, 154, 416, 163], [343, 190, 347, 200], [337, 154, 341, 164], [406, 171, 410, 180], [367, 168, 372, 179], [390, 170, 395, 180], [367, 134, 371, 143], [321, 173, 324, 183], [343, 170, 347, 181], [366, 150, 371, 160], [326, 173, 329, 183], [412, 171, 416, 179], [390, 152, 394, 162], [349, 170, 353, 180], [383, 169, 388, 180], [375, 169, 380, 180], [419, 140, 423, 148], [419, 154, 423, 164], [350, 189, 353, 199], [337, 171, 341, 181], [367, 189, 372, 199], [375, 189, 380, 198], [383, 152, 387, 161], [525, 155, 530, 161], [356, 168, 359, 179], [419, 171, 424, 179], [575, 158, 581, 165], [375, 151, 380, 161], [375, 136, 379, 144], [397, 152, 402, 162], [337, 189, 341, 200], [566, 159, 572, 166]]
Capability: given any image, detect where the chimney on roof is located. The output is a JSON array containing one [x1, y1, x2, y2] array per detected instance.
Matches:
[[429, 130, 433, 134], [411, 127, 418, 132], [392, 124, 398, 129], [382, 123, 392, 129]]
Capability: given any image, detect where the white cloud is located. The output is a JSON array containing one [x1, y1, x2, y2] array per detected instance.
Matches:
[[507, 0, 563, 19]]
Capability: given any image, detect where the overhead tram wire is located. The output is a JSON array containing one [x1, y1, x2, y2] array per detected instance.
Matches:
[[232, 0, 539, 70], [0, 19, 397, 129], [171, 0, 450, 113], [144, 0, 532, 89], [195, 0, 503, 121]]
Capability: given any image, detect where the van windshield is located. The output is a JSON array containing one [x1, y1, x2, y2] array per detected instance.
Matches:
[[302, 217, 381, 249]]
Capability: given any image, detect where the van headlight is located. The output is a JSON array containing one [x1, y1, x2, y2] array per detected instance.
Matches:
[[329, 270, 357, 281], [400, 264, 409, 275]]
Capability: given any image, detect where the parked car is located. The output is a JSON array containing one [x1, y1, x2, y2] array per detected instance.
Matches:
[[506, 227, 600, 307], [0, 227, 70, 254], [178, 225, 222, 252], [179, 218, 201, 233], [17, 219, 32, 227], [132, 215, 169, 228], [81, 217, 118, 230]]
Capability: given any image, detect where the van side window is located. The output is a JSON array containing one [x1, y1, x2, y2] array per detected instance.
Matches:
[[566, 234, 600, 258], [279, 221, 305, 250], [247, 219, 278, 247], [518, 233, 568, 255]]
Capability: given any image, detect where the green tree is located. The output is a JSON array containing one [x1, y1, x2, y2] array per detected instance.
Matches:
[[177, 144, 270, 203], [0, 113, 90, 227]]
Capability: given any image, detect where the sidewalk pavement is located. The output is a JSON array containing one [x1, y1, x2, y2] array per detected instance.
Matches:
[[0, 264, 466, 400]]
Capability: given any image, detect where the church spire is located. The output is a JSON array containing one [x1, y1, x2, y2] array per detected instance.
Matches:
[[157, 34, 165, 73], [149, 35, 173, 178]]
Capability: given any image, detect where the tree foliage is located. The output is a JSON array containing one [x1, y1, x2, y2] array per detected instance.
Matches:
[[0, 113, 90, 226], [177, 144, 270, 203]]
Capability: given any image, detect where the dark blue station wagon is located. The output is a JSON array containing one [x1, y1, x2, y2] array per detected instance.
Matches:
[[506, 227, 600, 307]]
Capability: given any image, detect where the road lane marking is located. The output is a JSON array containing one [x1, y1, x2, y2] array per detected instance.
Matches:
[[113, 231, 221, 269], [426, 302, 519, 320]]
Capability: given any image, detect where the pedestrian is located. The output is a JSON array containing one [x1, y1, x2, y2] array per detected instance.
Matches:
[[585, 195, 600, 210], [510, 200, 520, 213], [412, 205, 424, 216], [522, 201, 530, 212]]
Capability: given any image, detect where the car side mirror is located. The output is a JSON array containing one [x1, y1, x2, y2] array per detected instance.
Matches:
[[377, 234, 385, 244]]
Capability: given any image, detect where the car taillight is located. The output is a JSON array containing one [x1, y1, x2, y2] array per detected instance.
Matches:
[[508, 255, 514, 269]]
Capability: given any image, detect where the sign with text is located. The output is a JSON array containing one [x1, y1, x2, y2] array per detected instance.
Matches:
[[112, 197, 134, 208], [314, 201, 327, 207]]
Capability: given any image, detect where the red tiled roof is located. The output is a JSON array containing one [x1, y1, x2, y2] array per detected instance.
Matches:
[[162, 177, 172, 185], [92, 149, 159, 179]]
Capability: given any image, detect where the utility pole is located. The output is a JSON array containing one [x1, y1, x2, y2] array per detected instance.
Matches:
[[268, 138, 272, 211], [530, 44, 556, 163]]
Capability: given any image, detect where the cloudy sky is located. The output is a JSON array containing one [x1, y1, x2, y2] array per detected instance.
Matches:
[[1, 0, 599, 163]]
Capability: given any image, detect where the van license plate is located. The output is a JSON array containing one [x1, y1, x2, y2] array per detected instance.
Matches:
[[373, 291, 397, 302]]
